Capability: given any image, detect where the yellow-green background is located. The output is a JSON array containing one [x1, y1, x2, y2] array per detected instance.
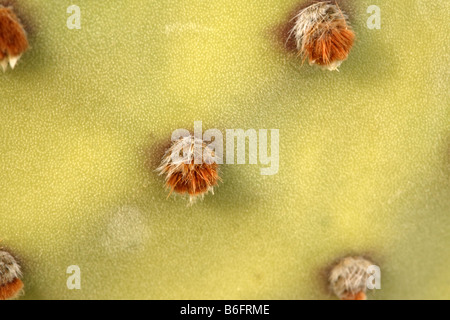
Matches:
[[0, 0, 448, 299]]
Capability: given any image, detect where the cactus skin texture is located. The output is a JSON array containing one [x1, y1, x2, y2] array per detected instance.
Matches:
[[0, 1, 449, 299]]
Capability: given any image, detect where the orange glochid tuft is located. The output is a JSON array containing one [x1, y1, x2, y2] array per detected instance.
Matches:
[[291, 1, 355, 71], [157, 135, 220, 204], [0, 278, 23, 300]]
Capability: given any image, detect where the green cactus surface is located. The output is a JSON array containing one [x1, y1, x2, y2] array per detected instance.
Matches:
[[0, 0, 449, 299]]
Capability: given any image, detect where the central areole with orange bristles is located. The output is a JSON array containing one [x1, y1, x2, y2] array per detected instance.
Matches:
[[157, 135, 220, 204], [291, 1, 355, 71]]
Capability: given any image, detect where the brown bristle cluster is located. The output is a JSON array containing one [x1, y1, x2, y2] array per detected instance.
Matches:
[[0, 278, 23, 300], [165, 162, 219, 196], [157, 135, 220, 203], [0, 250, 23, 300], [291, 1, 355, 71], [305, 22, 354, 67], [328, 256, 373, 300], [0, 5, 28, 71]]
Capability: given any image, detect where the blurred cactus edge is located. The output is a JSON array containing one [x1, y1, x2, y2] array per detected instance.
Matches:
[[0, 0, 448, 300]]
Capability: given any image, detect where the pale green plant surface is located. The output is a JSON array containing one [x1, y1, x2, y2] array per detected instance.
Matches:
[[0, 0, 449, 299]]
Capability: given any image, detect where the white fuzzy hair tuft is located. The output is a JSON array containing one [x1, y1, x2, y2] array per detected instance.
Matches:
[[329, 256, 373, 300], [0, 250, 22, 286]]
